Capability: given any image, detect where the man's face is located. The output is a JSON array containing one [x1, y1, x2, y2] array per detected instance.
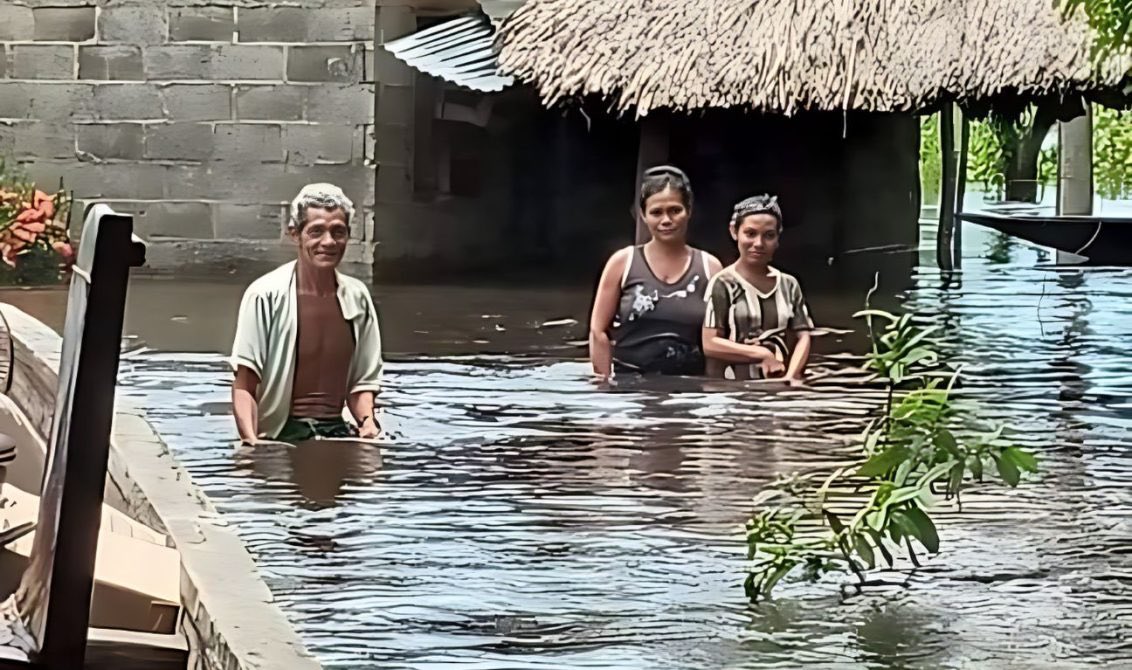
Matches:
[[293, 207, 349, 270]]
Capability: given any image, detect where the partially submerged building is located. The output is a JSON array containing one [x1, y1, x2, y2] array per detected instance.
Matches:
[[378, 0, 1128, 279]]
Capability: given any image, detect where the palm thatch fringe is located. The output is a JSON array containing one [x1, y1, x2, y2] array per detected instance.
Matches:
[[496, 0, 1130, 116]]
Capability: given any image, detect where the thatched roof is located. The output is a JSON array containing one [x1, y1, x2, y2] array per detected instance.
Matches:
[[496, 0, 1129, 116]]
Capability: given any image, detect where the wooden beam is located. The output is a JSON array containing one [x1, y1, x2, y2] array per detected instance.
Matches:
[[937, 105, 957, 271], [632, 113, 671, 245], [954, 109, 970, 266]]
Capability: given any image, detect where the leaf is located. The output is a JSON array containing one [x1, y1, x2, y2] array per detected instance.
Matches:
[[969, 454, 984, 481], [762, 562, 796, 596], [900, 506, 940, 553], [933, 429, 960, 457], [884, 486, 922, 508], [901, 325, 941, 351], [866, 528, 895, 567], [947, 462, 964, 496], [898, 346, 938, 369], [993, 452, 1021, 487], [890, 509, 918, 543], [856, 446, 909, 478], [1004, 447, 1039, 473], [853, 309, 900, 322], [854, 533, 876, 569], [823, 510, 846, 535]]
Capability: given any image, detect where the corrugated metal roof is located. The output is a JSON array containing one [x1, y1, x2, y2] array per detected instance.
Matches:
[[383, 13, 514, 93]]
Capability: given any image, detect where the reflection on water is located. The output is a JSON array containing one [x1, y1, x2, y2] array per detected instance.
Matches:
[[78, 224, 1132, 668]]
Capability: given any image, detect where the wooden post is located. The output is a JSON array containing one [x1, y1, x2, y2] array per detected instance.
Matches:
[[954, 109, 969, 267], [16, 204, 146, 668], [1056, 105, 1093, 264], [937, 104, 957, 270], [632, 113, 671, 244], [1058, 106, 1093, 216]]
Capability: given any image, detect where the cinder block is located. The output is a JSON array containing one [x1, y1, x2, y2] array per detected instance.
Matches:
[[3, 122, 75, 160], [24, 83, 96, 122], [161, 164, 211, 199], [99, 5, 167, 45], [287, 45, 363, 83], [145, 123, 214, 161], [237, 7, 308, 42], [213, 203, 286, 240], [0, 5, 34, 41], [241, 6, 374, 42], [213, 45, 285, 80], [92, 84, 164, 121], [212, 123, 283, 163], [308, 6, 374, 41], [284, 124, 355, 166], [145, 45, 283, 81], [144, 45, 211, 80], [169, 5, 234, 42], [144, 201, 214, 239], [11, 44, 73, 80], [160, 84, 232, 121], [79, 46, 144, 80], [67, 163, 165, 199], [76, 123, 145, 160], [32, 6, 96, 42], [200, 163, 295, 200], [306, 84, 373, 125], [235, 85, 303, 121]]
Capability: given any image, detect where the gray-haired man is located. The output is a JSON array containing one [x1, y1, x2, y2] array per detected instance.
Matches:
[[230, 184, 383, 444]]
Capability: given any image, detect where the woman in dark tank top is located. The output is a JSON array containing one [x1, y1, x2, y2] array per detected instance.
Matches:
[[588, 166, 723, 378]]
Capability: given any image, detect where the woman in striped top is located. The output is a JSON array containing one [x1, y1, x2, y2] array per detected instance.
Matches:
[[701, 195, 814, 383]]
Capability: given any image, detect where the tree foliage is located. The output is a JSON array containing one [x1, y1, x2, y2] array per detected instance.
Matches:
[[744, 281, 1038, 602], [1059, 0, 1132, 62]]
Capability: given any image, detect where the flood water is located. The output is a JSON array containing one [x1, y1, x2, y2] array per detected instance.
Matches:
[[11, 222, 1132, 668]]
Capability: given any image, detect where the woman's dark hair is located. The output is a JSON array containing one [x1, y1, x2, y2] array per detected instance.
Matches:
[[731, 194, 783, 231], [639, 165, 694, 212]]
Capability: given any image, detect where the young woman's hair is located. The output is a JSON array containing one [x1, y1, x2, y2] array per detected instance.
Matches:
[[730, 194, 783, 231], [639, 165, 694, 211]]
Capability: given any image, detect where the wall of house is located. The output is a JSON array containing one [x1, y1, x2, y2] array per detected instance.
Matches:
[[0, 0, 375, 276]]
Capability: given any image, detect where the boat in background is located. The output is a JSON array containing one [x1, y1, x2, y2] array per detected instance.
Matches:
[[957, 211, 1132, 265]]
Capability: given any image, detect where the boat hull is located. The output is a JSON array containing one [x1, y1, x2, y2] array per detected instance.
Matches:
[[957, 212, 1132, 265]]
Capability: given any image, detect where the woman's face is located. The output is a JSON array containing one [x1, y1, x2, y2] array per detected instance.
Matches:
[[641, 186, 690, 243], [732, 213, 780, 265]]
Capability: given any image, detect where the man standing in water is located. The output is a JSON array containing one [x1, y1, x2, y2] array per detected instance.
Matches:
[[230, 183, 383, 445]]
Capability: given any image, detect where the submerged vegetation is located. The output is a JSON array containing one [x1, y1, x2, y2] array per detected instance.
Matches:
[[744, 283, 1038, 601]]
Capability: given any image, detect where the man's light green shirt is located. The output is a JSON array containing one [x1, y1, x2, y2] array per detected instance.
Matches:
[[229, 261, 383, 439]]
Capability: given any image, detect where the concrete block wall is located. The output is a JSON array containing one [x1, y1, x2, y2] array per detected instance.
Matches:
[[0, 0, 376, 276]]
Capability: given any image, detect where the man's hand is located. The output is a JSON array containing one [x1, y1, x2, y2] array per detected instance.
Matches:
[[358, 416, 381, 440]]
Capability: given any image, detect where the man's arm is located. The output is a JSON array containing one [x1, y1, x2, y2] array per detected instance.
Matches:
[[347, 391, 378, 439], [231, 285, 268, 443], [348, 292, 384, 439], [232, 366, 261, 444]]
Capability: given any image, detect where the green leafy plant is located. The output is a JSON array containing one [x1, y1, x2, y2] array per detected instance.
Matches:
[[1057, 0, 1132, 64], [744, 280, 1038, 602]]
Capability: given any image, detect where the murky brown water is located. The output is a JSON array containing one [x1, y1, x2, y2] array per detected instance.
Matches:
[[13, 224, 1132, 668]]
